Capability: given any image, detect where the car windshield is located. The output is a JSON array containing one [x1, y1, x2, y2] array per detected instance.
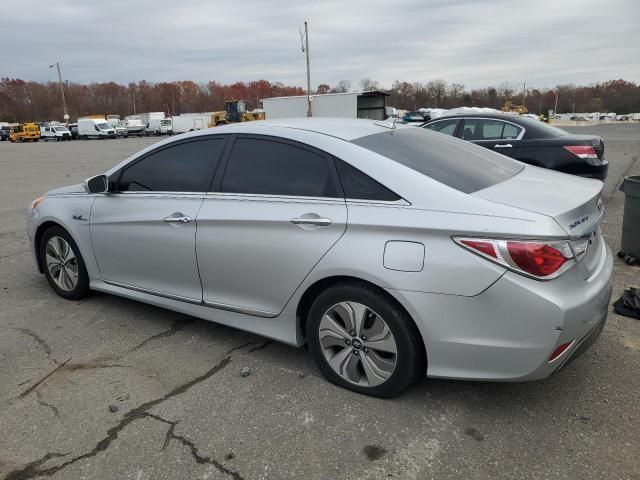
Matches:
[[161, 119, 171, 125], [97, 123, 110, 130], [352, 128, 523, 193], [54, 127, 69, 133]]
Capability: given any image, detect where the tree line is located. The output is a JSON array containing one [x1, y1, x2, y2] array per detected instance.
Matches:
[[1, 77, 639, 123]]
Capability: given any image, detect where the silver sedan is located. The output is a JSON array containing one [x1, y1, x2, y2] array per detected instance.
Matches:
[[27, 118, 613, 397]]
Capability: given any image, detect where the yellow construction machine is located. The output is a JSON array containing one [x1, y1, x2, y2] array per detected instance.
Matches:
[[209, 100, 265, 127], [10, 122, 41, 142], [501, 101, 528, 114]]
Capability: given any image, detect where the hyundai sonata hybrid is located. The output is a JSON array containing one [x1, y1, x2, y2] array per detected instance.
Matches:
[[27, 118, 613, 397]]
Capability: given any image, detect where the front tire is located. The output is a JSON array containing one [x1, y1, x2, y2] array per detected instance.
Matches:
[[307, 282, 425, 398], [39, 226, 90, 300]]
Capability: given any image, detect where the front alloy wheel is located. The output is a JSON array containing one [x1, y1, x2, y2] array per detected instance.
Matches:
[[40, 226, 90, 300], [45, 236, 79, 291]]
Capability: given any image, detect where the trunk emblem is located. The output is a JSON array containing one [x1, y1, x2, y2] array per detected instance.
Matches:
[[569, 216, 589, 230]]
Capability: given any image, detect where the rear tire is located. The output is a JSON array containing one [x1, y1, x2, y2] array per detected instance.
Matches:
[[307, 282, 425, 398], [39, 226, 90, 300]]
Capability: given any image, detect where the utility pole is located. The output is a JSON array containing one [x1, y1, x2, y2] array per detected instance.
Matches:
[[49, 62, 68, 124], [522, 81, 526, 110], [300, 21, 312, 117], [554, 89, 559, 115]]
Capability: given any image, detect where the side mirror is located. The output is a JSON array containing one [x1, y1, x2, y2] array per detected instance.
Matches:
[[84, 174, 109, 194]]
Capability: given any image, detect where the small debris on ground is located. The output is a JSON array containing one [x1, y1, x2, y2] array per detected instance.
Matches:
[[109, 404, 119, 413], [240, 367, 251, 377]]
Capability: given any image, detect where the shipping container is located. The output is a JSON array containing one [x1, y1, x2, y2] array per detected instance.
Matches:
[[262, 91, 389, 120]]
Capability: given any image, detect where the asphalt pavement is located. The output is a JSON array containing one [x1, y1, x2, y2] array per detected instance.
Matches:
[[0, 125, 639, 480]]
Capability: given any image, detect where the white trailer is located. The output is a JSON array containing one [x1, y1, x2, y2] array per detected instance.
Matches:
[[171, 113, 213, 134], [135, 112, 172, 135], [262, 91, 389, 120]]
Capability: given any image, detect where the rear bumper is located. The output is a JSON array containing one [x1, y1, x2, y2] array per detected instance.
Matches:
[[562, 160, 608, 181], [553, 309, 608, 373], [389, 242, 614, 381]]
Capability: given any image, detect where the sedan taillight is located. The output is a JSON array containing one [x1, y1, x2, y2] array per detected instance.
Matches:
[[564, 145, 599, 162], [455, 237, 581, 279], [506, 242, 567, 277]]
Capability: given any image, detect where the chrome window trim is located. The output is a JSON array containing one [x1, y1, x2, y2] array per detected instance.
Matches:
[[105, 191, 207, 199], [345, 198, 411, 207], [203, 191, 346, 205]]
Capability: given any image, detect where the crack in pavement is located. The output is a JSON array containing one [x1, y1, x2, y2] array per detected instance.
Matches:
[[35, 391, 60, 418], [3, 453, 68, 480], [4, 340, 259, 480], [127, 318, 196, 354], [11, 327, 57, 362], [0, 249, 29, 259], [145, 412, 244, 480], [65, 363, 132, 372], [247, 340, 274, 353]]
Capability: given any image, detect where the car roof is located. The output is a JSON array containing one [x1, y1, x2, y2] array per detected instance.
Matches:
[[427, 112, 525, 123], [200, 117, 401, 141]]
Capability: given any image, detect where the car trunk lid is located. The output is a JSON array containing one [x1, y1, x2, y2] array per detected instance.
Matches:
[[473, 166, 605, 278]]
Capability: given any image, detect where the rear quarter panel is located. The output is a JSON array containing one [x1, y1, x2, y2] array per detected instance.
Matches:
[[282, 201, 566, 320]]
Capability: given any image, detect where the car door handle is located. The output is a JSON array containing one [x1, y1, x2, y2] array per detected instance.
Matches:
[[290, 216, 332, 227], [163, 213, 192, 223], [494, 143, 512, 148]]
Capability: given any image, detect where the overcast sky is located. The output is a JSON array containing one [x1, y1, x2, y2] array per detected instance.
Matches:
[[2, 0, 638, 90]]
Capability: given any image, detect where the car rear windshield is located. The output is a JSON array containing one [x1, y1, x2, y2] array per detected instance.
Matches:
[[515, 116, 569, 137], [352, 128, 523, 193]]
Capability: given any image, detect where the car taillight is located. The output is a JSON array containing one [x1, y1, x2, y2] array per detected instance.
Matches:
[[454, 237, 578, 279], [564, 145, 600, 164], [506, 242, 567, 277]]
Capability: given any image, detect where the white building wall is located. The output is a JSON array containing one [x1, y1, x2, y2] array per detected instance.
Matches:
[[263, 93, 358, 119]]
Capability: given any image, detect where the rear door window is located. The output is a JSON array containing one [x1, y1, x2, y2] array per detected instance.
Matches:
[[221, 137, 338, 197], [352, 128, 523, 193], [461, 119, 505, 140]]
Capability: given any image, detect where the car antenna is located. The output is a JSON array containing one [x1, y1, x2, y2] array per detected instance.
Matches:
[[374, 117, 397, 129]]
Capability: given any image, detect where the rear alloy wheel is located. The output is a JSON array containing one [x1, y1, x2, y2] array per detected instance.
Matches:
[[40, 227, 90, 300], [308, 283, 425, 398]]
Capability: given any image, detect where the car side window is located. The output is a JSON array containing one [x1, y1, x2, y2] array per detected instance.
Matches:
[[335, 159, 401, 201], [221, 137, 338, 197], [424, 119, 458, 136], [461, 119, 505, 140], [117, 138, 224, 192], [502, 123, 522, 139]]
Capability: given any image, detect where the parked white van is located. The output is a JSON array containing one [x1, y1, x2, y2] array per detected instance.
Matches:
[[77, 118, 116, 139], [40, 125, 72, 141]]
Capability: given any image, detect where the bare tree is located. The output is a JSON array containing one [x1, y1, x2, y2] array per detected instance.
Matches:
[[359, 78, 382, 92], [331, 80, 351, 93], [498, 82, 515, 100], [426, 79, 447, 108], [448, 83, 465, 104]]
